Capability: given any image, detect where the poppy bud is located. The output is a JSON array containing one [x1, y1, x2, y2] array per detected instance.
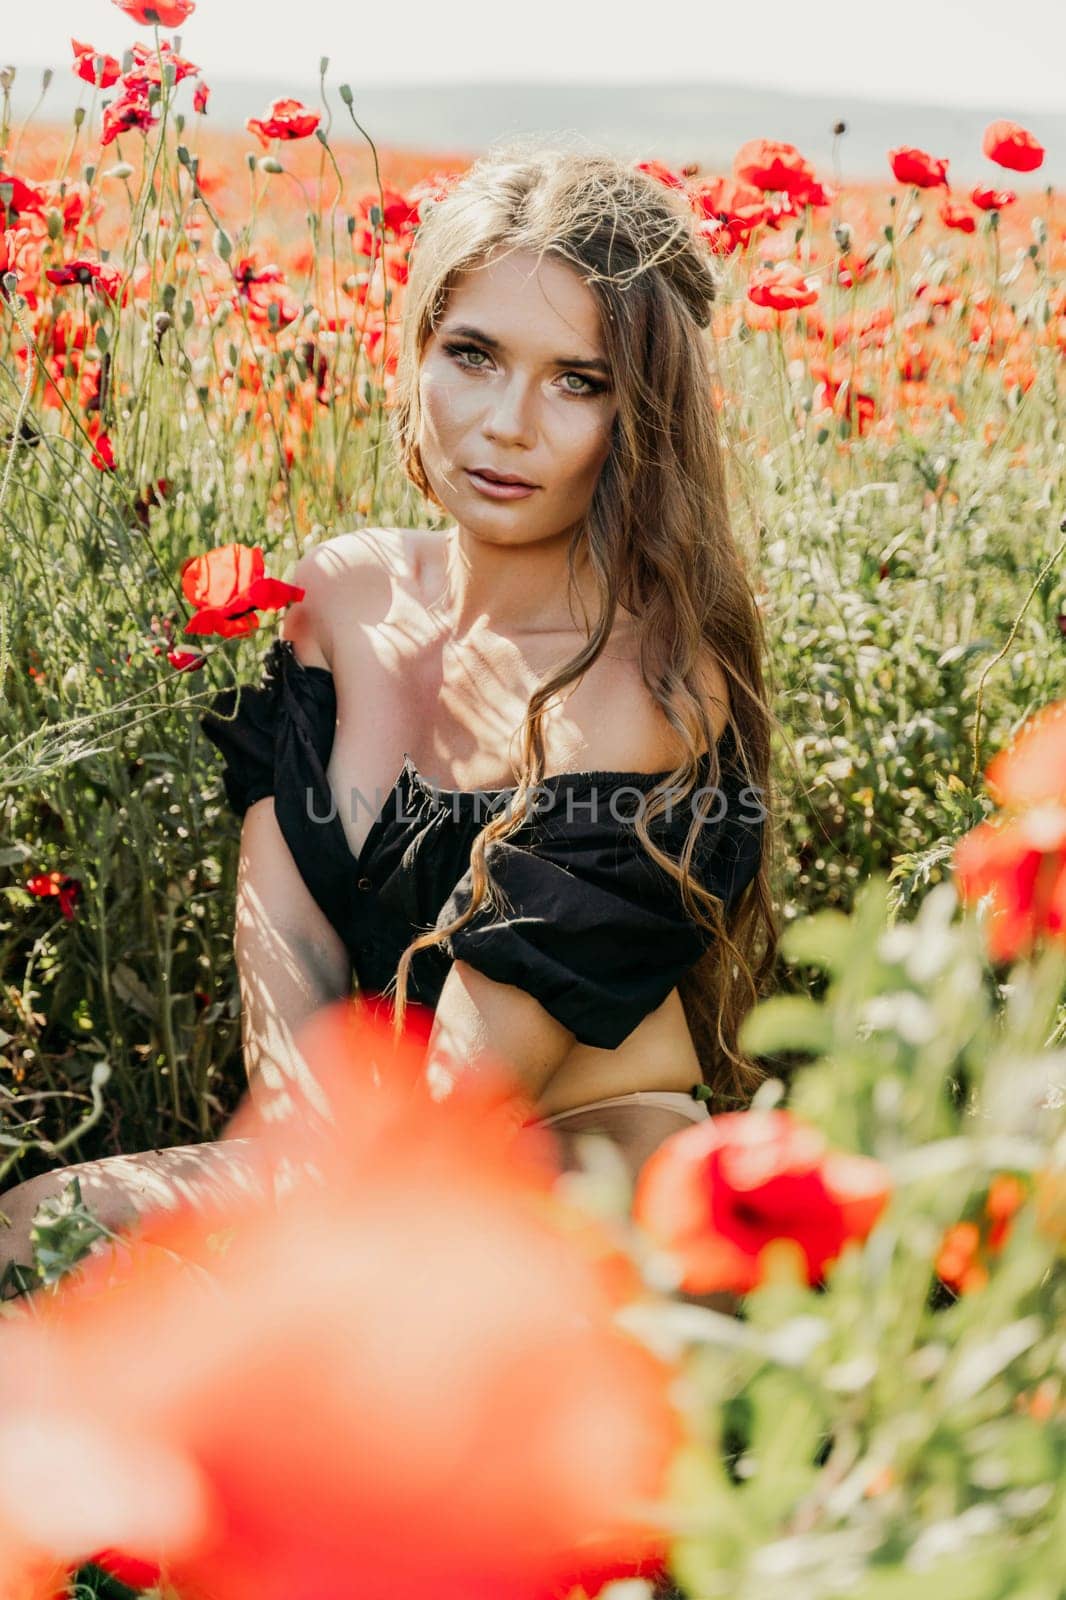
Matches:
[[258, 156, 283, 175]]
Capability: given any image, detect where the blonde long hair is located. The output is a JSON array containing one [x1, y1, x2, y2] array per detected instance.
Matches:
[[386, 141, 779, 1107]]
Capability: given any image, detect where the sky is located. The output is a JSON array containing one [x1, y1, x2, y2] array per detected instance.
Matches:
[[4, 0, 1066, 111]]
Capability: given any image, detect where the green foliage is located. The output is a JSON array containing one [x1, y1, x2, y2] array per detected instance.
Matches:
[[30, 1175, 115, 1287], [631, 878, 1066, 1600]]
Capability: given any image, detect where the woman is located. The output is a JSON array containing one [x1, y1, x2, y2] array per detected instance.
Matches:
[[0, 143, 777, 1282]]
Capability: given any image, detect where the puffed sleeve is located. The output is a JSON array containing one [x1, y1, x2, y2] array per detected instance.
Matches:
[[198, 637, 356, 946], [199, 636, 337, 819], [434, 745, 765, 1050]]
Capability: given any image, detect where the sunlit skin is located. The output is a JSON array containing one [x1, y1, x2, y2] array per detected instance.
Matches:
[[417, 247, 621, 636]]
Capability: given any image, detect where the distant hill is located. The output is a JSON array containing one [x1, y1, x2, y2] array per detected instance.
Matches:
[[7, 67, 1064, 186]]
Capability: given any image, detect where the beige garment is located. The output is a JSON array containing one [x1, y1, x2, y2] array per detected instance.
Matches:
[[523, 1088, 709, 1187], [524, 1087, 739, 1317]]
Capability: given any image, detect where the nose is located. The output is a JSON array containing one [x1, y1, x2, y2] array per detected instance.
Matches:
[[481, 371, 537, 447]]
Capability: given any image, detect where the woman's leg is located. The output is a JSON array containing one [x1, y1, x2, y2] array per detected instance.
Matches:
[[0, 1140, 265, 1296]]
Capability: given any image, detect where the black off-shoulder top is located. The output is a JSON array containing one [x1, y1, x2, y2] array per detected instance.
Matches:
[[199, 637, 765, 1050]]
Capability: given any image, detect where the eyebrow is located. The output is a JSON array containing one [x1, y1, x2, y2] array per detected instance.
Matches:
[[439, 322, 612, 377]]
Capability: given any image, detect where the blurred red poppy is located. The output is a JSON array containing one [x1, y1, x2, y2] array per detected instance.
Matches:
[[89, 430, 116, 471], [101, 87, 158, 146], [984, 699, 1066, 810], [734, 137, 818, 199], [748, 261, 819, 312], [71, 38, 122, 88], [888, 146, 949, 188], [633, 1107, 892, 1295], [46, 260, 123, 302], [25, 871, 82, 921], [181, 542, 306, 638], [971, 184, 1017, 211], [246, 97, 321, 147], [982, 120, 1045, 173], [634, 158, 688, 191], [89, 1550, 164, 1587], [953, 700, 1066, 963], [954, 809, 1066, 963], [935, 1221, 986, 1295], [935, 1173, 1029, 1294], [165, 648, 205, 672], [0, 172, 47, 221], [939, 200, 976, 233], [126, 39, 201, 88], [0, 1000, 682, 1600], [112, 0, 197, 23]]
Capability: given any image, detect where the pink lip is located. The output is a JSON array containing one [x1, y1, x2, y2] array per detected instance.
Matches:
[[465, 469, 539, 500]]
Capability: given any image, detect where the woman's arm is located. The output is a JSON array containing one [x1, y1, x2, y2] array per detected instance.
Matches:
[[234, 797, 353, 1118], [233, 548, 352, 1118]]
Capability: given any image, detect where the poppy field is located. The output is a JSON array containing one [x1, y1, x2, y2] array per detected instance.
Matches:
[[0, 2, 1064, 1597]]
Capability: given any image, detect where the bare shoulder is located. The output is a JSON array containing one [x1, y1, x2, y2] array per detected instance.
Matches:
[[278, 527, 415, 671]]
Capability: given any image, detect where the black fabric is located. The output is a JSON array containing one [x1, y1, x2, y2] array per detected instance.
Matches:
[[200, 636, 765, 1049]]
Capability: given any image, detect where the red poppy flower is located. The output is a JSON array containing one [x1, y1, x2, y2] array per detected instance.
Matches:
[[634, 159, 688, 192], [888, 146, 949, 188], [935, 1221, 986, 1294], [747, 261, 819, 312], [0, 226, 33, 279], [25, 871, 82, 921], [0, 171, 47, 221], [953, 700, 1066, 963], [246, 97, 321, 148], [0, 1000, 680, 1600], [89, 1550, 164, 1587], [811, 360, 877, 435], [71, 39, 122, 89], [984, 699, 1066, 810], [46, 259, 123, 301], [89, 430, 116, 472], [125, 39, 201, 88], [971, 184, 1017, 211], [734, 137, 818, 199], [694, 174, 770, 229], [193, 79, 209, 114], [101, 89, 158, 146], [111, 0, 197, 24], [982, 119, 1045, 173], [939, 200, 976, 233], [181, 542, 306, 638], [633, 1108, 892, 1295], [166, 648, 206, 672], [935, 1173, 1029, 1294], [835, 250, 876, 289]]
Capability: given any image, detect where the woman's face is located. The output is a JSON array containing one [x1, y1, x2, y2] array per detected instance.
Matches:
[[417, 247, 619, 546]]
